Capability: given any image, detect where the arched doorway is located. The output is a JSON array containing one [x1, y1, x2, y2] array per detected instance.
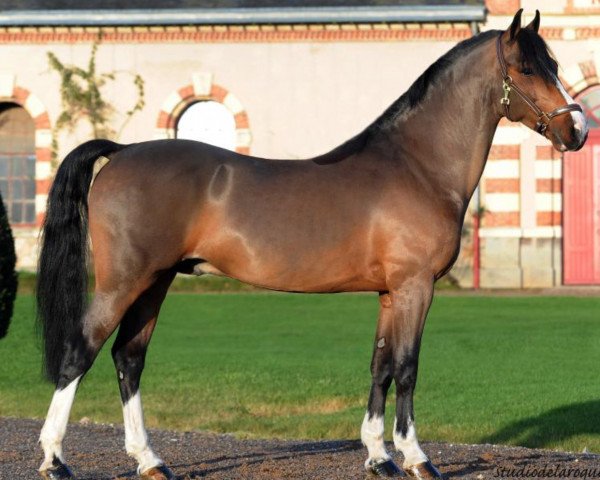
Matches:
[[0, 103, 36, 225], [176, 100, 237, 151], [155, 79, 251, 155], [563, 86, 600, 284]]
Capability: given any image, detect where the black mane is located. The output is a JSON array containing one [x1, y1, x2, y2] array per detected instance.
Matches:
[[367, 27, 558, 135], [315, 27, 558, 163], [368, 30, 498, 134], [514, 27, 558, 82]]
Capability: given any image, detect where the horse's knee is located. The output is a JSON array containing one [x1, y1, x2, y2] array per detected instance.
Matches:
[[394, 366, 417, 393], [393, 348, 419, 389]]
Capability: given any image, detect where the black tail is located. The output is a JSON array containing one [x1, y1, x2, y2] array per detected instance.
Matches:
[[37, 139, 125, 384], [0, 193, 17, 339]]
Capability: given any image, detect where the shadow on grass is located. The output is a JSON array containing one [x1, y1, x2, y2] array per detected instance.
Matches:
[[481, 400, 600, 450]]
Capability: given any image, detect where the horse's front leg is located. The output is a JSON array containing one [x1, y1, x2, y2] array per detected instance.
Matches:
[[391, 277, 442, 479], [362, 293, 405, 477]]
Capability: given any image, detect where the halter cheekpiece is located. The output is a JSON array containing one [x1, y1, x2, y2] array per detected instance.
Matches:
[[496, 33, 582, 135]]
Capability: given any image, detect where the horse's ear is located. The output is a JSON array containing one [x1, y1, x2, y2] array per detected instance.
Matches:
[[508, 8, 523, 41], [526, 10, 541, 33]]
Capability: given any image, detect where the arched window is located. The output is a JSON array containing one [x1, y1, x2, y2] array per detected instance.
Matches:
[[176, 101, 236, 151], [0, 103, 36, 225], [577, 85, 600, 128]]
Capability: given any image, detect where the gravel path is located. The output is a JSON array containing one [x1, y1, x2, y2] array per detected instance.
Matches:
[[1, 417, 598, 479]]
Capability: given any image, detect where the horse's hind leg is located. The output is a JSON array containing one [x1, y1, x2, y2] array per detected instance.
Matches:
[[111, 270, 176, 480], [39, 287, 141, 478]]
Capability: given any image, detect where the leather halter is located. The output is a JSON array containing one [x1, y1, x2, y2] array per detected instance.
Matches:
[[496, 33, 582, 135]]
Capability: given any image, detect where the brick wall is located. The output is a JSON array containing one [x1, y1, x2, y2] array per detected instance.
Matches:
[[486, 0, 521, 15]]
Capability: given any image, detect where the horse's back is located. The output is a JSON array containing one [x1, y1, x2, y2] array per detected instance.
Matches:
[[88, 139, 391, 292]]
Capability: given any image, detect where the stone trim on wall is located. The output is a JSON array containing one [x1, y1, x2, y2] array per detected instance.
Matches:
[[0, 23, 473, 44], [535, 145, 562, 227], [0, 78, 51, 227], [155, 75, 251, 154], [17, 23, 600, 44], [482, 119, 523, 228]]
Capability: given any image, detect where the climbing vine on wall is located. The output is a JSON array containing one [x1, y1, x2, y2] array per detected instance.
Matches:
[[47, 42, 145, 161]]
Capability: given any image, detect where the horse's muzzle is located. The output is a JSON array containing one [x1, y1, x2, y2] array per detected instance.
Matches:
[[551, 110, 588, 152]]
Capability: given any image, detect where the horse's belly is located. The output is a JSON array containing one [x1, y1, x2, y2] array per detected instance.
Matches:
[[195, 244, 386, 293], [232, 265, 386, 293]]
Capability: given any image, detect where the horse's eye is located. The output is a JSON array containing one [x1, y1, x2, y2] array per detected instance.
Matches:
[[522, 67, 534, 77]]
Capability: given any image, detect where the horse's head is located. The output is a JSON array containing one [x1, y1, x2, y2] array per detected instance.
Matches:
[[497, 9, 588, 152]]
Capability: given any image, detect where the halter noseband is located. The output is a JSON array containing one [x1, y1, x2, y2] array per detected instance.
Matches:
[[496, 33, 582, 135]]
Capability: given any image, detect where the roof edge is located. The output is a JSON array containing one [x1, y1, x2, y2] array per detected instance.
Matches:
[[0, 6, 487, 27]]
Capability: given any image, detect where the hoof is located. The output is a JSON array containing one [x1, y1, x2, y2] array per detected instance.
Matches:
[[39, 458, 75, 479], [140, 464, 175, 480], [366, 458, 407, 477], [405, 460, 443, 479]]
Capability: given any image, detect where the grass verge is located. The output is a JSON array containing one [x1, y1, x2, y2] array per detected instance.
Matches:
[[1, 293, 598, 453]]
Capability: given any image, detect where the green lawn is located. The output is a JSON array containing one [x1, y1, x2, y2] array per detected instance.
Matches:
[[1, 293, 599, 453]]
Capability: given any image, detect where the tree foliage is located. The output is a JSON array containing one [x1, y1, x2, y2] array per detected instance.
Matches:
[[47, 42, 145, 160]]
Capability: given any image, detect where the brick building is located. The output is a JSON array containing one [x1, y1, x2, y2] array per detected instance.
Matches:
[[0, 0, 598, 287]]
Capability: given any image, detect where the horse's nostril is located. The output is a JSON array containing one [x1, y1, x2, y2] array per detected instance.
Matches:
[[571, 125, 578, 141], [578, 130, 589, 150], [569, 126, 588, 151]]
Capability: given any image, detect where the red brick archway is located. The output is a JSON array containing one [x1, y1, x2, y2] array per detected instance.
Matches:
[[155, 76, 251, 155], [0, 84, 52, 226]]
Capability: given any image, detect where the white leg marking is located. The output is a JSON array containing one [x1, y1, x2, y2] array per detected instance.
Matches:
[[123, 391, 163, 474], [393, 418, 428, 468], [556, 79, 588, 143], [39, 376, 81, 470], [361, 412, 391, 467]]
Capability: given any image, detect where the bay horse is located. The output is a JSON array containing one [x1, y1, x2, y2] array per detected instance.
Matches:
[[36, 10, 587, 480]]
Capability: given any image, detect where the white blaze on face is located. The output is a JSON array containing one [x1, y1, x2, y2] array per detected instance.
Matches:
[[361, 412, 391, 466], [555, 77, 588, 144], [123, 391, 163, 474], [39, 376, 82, 470], [393, 418, 428, 468]]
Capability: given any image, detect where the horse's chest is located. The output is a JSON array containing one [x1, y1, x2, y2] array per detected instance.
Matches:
[[384, 209, 462, 274]]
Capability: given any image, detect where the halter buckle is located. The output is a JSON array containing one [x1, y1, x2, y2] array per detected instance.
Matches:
[[535, 112, 551, 135], [500, 77, 512, 106], [535, 121, 548, 135]]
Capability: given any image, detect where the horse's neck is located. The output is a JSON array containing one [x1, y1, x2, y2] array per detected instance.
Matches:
[[370, 43, 501, 209]]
